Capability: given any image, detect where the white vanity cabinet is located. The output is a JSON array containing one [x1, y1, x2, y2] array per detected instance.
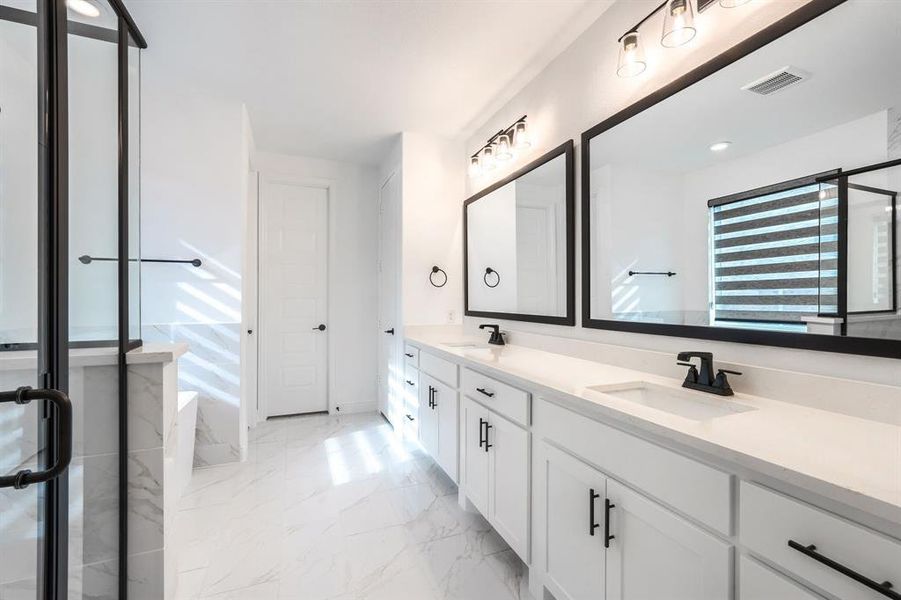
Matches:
[[419, 372, 458, 482], [534, 440, 731, 600], [460, 372, 531, 561]]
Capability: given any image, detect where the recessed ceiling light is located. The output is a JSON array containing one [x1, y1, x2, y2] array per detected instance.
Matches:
[[710, 141, 731, 152], [67, 0, 101, 18]]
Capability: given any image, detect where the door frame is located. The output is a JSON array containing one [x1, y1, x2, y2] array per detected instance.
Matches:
[[255, 173, 336, 419], [376, 168, 402, 425]]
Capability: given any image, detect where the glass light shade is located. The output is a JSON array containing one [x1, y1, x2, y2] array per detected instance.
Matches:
[[67, 0, 101, 17], [513, 121, 530, 149], [719, 0, 751, 6], [661, 0, 697, 48], [496, 134, 513, 161], [469, 155, 482, 177], [617, 32, 647, 77], [481, 145, 496, 171]]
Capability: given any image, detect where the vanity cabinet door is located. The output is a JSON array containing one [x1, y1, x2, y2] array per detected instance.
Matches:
[[605, 479, 731, 600], [488, 412, 530, 561], [539, 442, 607, 600], [462, 397, 490, 515], [418, 375, 439, 460], [433, 379, 458, 482]]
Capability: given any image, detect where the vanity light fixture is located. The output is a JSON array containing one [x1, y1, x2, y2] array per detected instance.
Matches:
[[661, 0, 696, 48], [481, 144, 497, 171], [709, 141, 731, 152], [615, 0, 751, 78], [513, 119, 530, 150], [469, 155, 482, 177], [617, 32, 647, 77], [67, 0, 101, 17], [496, 134, 513, 161], [469, 116, 529, 177]]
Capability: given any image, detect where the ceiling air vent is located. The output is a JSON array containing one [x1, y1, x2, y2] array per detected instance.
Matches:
[[742, 67, 809, 96]]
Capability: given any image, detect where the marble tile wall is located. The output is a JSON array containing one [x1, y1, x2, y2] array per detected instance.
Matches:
[[0, 358, 174, 599], [143, 322, 241, 467]]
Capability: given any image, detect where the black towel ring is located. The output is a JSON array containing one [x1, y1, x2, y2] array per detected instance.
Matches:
[[484, 267, 500, 288], [429, 265, 447, 288]]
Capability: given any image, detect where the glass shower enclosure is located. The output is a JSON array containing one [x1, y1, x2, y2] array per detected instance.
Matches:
[[0, 0, 145, 597]]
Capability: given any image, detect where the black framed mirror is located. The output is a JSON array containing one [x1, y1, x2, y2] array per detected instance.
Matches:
[[581, 0, 901, 359], [465, 140, 575, 325]]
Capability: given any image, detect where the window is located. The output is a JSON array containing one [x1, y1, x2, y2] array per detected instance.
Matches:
[[709, 173, 838, 325]]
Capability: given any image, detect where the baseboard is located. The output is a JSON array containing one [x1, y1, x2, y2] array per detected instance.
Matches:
[[334, 401, 378, 415]]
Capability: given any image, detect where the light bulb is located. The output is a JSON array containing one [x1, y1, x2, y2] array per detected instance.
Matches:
[[469, 155, 482, 177], [496, 134, 513, 161], [67, 0, 101, 18], [481, 145, 496, 171], [617, 31, 647, 78], [661, 0, 696, 48], [513, 121, 530, 150], [719, 0, 751, 6]]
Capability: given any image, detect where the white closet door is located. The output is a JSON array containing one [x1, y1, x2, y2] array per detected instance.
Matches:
[[377, 172, 401, 426], [260, 179, 328, 417]]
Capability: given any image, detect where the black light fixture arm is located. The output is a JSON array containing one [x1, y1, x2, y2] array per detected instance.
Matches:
[[78, 255, 202, 268], [471, 115, 528, 159], [618, 0, 669, 42]]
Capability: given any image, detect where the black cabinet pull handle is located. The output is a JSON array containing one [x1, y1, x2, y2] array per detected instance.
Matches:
[[405, 379, 415, 386], [476, 387, 495, 398], [405, 352, 414, 358], [431, 387, 437, 409], [484, 423, 493, 452], [604, 499, 615, 548], [788, 540, 900, 599], [478, 417, 486, 448], [405, 414, 414, 421], [589, 489, 601, 536], [384, 328, 395, 335]]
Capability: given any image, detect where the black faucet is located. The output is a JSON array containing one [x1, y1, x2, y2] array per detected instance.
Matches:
[[676, 351, 741, 396], [479, 324, 505, 346]]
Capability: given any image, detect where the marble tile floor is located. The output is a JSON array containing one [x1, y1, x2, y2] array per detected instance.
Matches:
[[173, 412, 532, 600]]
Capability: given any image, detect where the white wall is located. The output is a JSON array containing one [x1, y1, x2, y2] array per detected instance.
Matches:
[[401, 132, 466, 327], [460, 0, 901, 389], [252, 151, 380, 415], [139, 63, 247, 465]]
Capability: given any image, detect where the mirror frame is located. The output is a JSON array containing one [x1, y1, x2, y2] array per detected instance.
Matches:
[[580, 0, 901, 360], [464, 139, 576, 325]]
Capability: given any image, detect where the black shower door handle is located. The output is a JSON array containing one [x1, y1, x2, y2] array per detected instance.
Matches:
[[0, 387, 73, 489]]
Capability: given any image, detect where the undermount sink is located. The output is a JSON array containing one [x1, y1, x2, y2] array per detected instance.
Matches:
[[442, 341, 486, 348], [588, 381, 756, 421]]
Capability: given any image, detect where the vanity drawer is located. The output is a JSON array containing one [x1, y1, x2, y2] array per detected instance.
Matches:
[[403, 344, 419, 367], [420, 351, 458, 388], [404, 362, 419, 390], [740, 555, 824, 600], [461, 368, 530, 427], [740, 481, 901, 600]]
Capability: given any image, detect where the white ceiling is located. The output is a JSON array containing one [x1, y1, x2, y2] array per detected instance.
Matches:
[[590, 1, 901, 173], [125, 0, 612, 165]]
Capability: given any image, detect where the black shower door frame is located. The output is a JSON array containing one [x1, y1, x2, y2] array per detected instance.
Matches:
[[0, 1, 146, 597]]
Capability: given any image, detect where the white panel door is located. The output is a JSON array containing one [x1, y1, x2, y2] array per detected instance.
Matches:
[[488, 412, 530, 561], [377, 172, 401, 427], [606, 479, 732, 600], [260, 180, 328, 417], [434, 379, 458, 482], [539, 442, 607, 600], [418, 374, 439, 458]]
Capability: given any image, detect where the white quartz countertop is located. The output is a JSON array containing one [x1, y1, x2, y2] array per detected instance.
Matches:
[[405, 328, 901, 526], [0, 342, 188, 370]]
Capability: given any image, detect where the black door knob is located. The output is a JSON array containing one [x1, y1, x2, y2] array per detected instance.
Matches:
[[384, 328, 395, 335], [312, 324, 326, 331]]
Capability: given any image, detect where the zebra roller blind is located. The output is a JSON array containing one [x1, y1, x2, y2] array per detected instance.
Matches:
[[710, 174, 838, 324]]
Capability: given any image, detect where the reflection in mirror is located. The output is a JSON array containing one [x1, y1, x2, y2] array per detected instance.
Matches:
[[585, 0, 901, 347], [466, 141, 573, 324]]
